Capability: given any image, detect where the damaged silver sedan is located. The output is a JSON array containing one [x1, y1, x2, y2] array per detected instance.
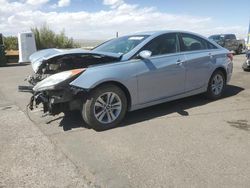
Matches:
[[21, 31, 233, 131]]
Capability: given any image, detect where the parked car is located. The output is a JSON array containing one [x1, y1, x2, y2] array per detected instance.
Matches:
[[208, 34, 245, 54], [242, 50, 250, 71], [0, 33, 7, 67], [27, 31, 233, 131]]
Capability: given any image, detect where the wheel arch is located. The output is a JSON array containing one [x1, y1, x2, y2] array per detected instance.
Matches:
[[91, 81, 132, 110], [212, 67, 227, 82]]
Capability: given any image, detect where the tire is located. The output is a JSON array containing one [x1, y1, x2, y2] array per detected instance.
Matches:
[[242, 61, 250, 72], [206, 70, 226, 100], [236, 45, 243, 55], [243, 68, 250, 72], [82, 84, 127, 131]]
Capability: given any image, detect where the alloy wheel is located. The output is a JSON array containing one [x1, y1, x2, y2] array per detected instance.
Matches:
[[211, 74, 224, 95], [94, 92, 122, 124]]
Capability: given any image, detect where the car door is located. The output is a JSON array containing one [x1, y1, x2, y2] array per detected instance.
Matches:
[[135, 33, 186, 104], [179, 33, 214, 92]]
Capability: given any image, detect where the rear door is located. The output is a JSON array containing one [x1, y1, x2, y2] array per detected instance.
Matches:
[[179, 33, 216, 92]]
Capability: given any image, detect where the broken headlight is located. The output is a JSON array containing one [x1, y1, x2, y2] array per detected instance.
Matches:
[[48, 63, 60, 71], [33, 69, 85, 92]]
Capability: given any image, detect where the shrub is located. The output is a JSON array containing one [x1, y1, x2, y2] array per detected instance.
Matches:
[[31, 24, 80, 50], [4, 36, 18, 50], [3, 25, 79, 51]]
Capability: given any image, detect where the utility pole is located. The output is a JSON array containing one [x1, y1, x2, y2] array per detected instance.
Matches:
[[247, 18, 250, 49]]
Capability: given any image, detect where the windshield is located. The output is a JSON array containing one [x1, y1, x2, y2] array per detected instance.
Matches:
[[93, 35, 149, 55]]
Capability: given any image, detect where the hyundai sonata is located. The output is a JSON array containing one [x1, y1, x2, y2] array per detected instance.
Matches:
[[28, 31, 233, 131]]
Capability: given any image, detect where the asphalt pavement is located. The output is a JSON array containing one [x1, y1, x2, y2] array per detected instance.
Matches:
[[0, 55, 250, 188]]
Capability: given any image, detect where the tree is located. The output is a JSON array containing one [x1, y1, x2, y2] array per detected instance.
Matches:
[[31, 24, 80, 50], [4, 36, 18, 50]]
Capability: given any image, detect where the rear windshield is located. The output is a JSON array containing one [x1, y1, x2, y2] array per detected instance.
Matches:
[[209, 35, 224, 42], [225, 34, 236, 40], [93, 35, 149, 55]]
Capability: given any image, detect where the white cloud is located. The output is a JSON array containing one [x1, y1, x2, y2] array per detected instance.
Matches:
[[26, 0, 49, 6], [0, 0, 247, 40], [103, 0, 124, 8], [50, 0, 71, 9], [58, 0, 70, 7]]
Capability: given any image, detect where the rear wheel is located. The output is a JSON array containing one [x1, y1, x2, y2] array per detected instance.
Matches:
[[82, 84, 127, 131], [206, 70, 226, 100]]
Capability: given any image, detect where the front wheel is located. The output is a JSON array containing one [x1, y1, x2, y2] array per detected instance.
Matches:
[[206, 70, 226, 100], [82, 84, 127, 131]]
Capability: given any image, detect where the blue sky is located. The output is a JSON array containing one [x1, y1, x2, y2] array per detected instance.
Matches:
[[1, 0, 249, 39], [49, 0, 250, 26]]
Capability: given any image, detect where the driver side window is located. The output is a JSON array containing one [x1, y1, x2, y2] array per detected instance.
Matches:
[[141, 33, 179, 57]]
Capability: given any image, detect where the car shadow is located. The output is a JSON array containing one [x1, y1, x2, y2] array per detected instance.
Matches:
[[58, 85, 244, 131], [122, 85, 244, 127], [58, 111, 92, 131]]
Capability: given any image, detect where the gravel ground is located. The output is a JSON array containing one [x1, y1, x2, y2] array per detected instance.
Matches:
[[0, 54, 250, 188], [0, 98, 94, 187]]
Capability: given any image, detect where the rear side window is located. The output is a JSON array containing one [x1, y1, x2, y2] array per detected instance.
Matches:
[[180, 33, 209, 52], [207, 42, 218, 49], [141, 33, 179, 56]]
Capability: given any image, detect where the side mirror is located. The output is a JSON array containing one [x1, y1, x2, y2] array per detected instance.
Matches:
[[139, 50, 152, 59]]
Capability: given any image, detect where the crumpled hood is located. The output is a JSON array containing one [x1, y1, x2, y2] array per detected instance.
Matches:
[[30, 48, 122, 73]]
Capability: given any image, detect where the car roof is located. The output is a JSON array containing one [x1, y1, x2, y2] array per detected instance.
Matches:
[[120, 30, 223, 61], [210, 34, 235, 36], [134, 30, 206, 38]]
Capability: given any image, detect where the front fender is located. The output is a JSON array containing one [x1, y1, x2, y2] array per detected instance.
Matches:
[[70, 62, 139, 107]]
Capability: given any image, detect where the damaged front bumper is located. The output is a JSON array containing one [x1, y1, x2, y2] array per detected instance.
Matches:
[[18, 85, 34, 93], [18, 74, 50, 93], [19, 68, 88, 116], [29, 87, 87, 116]]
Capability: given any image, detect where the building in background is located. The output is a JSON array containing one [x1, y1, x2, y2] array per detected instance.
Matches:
[[18, 32, 37, 63]]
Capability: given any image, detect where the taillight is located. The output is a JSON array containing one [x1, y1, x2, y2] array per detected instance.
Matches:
[[227, 53, 233, 61]]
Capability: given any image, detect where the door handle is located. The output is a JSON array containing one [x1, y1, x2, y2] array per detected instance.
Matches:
[[176, 59, 184, 66]]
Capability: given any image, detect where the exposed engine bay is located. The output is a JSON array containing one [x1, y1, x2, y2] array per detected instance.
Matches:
[[18, 48, 122, 116], [28, 53, 120, 85]]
